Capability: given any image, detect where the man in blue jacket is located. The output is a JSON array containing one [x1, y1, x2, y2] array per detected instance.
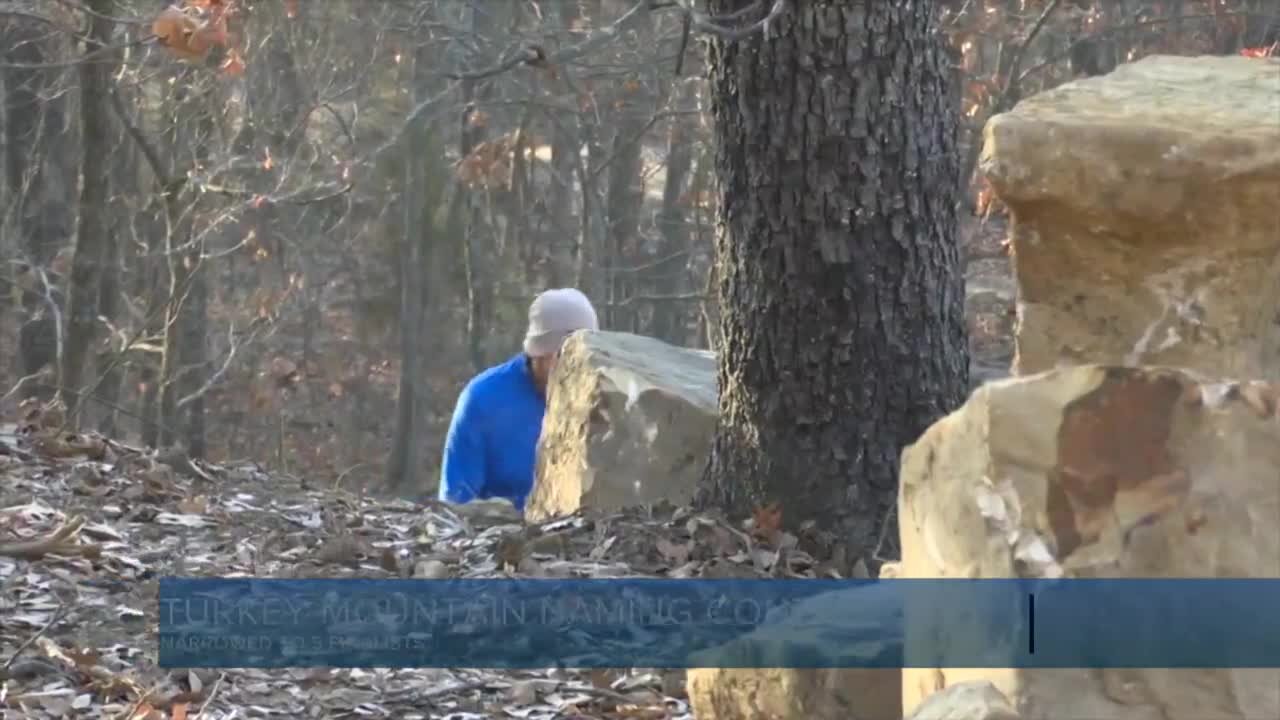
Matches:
[[438, 288, 599, 511]]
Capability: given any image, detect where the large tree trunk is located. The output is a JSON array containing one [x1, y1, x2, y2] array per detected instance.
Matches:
[[697, 1, 969, 570], [60, 0, 117, 421]]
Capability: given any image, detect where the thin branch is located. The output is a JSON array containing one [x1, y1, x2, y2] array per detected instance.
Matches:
[[0, 35, 153, 68], [108, 85, 174, 187], [0, 516, 95, 560], [683, 0, 788, 42], [1, 602, 69, 671], [0, 7, 83, 37], [1017, 11, 1273, 85], [48, 0, 153, 26], [36, 268, 65, 383], [175, 322, 261, 410], [997, 0, 1063, 111]]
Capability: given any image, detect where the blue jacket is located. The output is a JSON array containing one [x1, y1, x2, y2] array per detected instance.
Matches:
[[439, 353, 546, 510]]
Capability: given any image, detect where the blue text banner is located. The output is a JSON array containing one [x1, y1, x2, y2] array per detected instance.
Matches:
[[157, 578, 1279, 669]]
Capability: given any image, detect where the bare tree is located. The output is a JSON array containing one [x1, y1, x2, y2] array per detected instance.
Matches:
[[60, 0, 118, 419]]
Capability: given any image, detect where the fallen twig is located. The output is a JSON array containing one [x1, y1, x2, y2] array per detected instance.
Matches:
[[192, 672, 226, 718], [0, 515, 98, 560], [1, 602, 68, 672]]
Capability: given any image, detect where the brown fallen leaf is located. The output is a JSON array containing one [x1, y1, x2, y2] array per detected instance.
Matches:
[[314, 535, 364, 566], [495, 533, 526, 569], [170, 702, 189, 720], [751, 502, 783, 545], [379, 546, 399, 573], [30, 433, 107, 461], [1240, 381, 1279, 419], [130, 703, 164, 720], [588, 668, 616, 689]]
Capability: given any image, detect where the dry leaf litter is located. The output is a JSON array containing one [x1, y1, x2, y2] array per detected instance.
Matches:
[[1, 401, 844, 719]]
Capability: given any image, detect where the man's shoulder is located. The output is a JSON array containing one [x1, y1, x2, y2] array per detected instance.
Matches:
[[459, 354, 527, 404]]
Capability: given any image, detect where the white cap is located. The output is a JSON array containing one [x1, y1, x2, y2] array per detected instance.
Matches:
[[523, 288, 599, 357]]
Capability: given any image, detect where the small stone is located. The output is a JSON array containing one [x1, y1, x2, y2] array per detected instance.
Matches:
[[413, 559, 449, 579], [508, 680, 538, 705]]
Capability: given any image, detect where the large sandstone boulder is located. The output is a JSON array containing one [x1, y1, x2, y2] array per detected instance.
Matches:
[[525, 330, 716, 522], [980, 55, 1280, 379], [898, 365, 1280, 719]]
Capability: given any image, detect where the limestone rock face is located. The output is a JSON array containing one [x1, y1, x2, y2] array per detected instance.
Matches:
[[907, 682, 1021, 720], [897, 365, 1280, 719], [686, 667, 901, 720], [979, 56, 1280, 379], [525, 330, 716, 522]]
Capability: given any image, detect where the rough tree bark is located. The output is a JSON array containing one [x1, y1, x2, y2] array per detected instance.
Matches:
[[60, 0, 117, 420], [697, 1, 969, 569]]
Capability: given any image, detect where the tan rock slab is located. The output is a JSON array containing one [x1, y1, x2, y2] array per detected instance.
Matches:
[[897, 364, 1280, 719], [526, 330, 716, 522], [979, 55, 1280, 378]]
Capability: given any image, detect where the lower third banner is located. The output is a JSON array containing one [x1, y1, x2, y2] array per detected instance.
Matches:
[[157, 578, 1280, 669]]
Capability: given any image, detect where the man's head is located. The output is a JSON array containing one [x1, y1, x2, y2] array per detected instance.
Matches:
[[524, 288, 598, 391]]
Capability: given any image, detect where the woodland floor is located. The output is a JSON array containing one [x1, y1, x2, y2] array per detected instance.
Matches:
[[0, 216, 1015, 720]]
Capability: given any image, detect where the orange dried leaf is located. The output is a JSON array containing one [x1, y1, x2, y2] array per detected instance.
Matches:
[[187, 21, 227, 55], [129, 704, 162, 720], [751, 502, 783, 542], [221, 48, 245, 76], [153, 7, 206, 61], [171, 702, 190, 720]]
